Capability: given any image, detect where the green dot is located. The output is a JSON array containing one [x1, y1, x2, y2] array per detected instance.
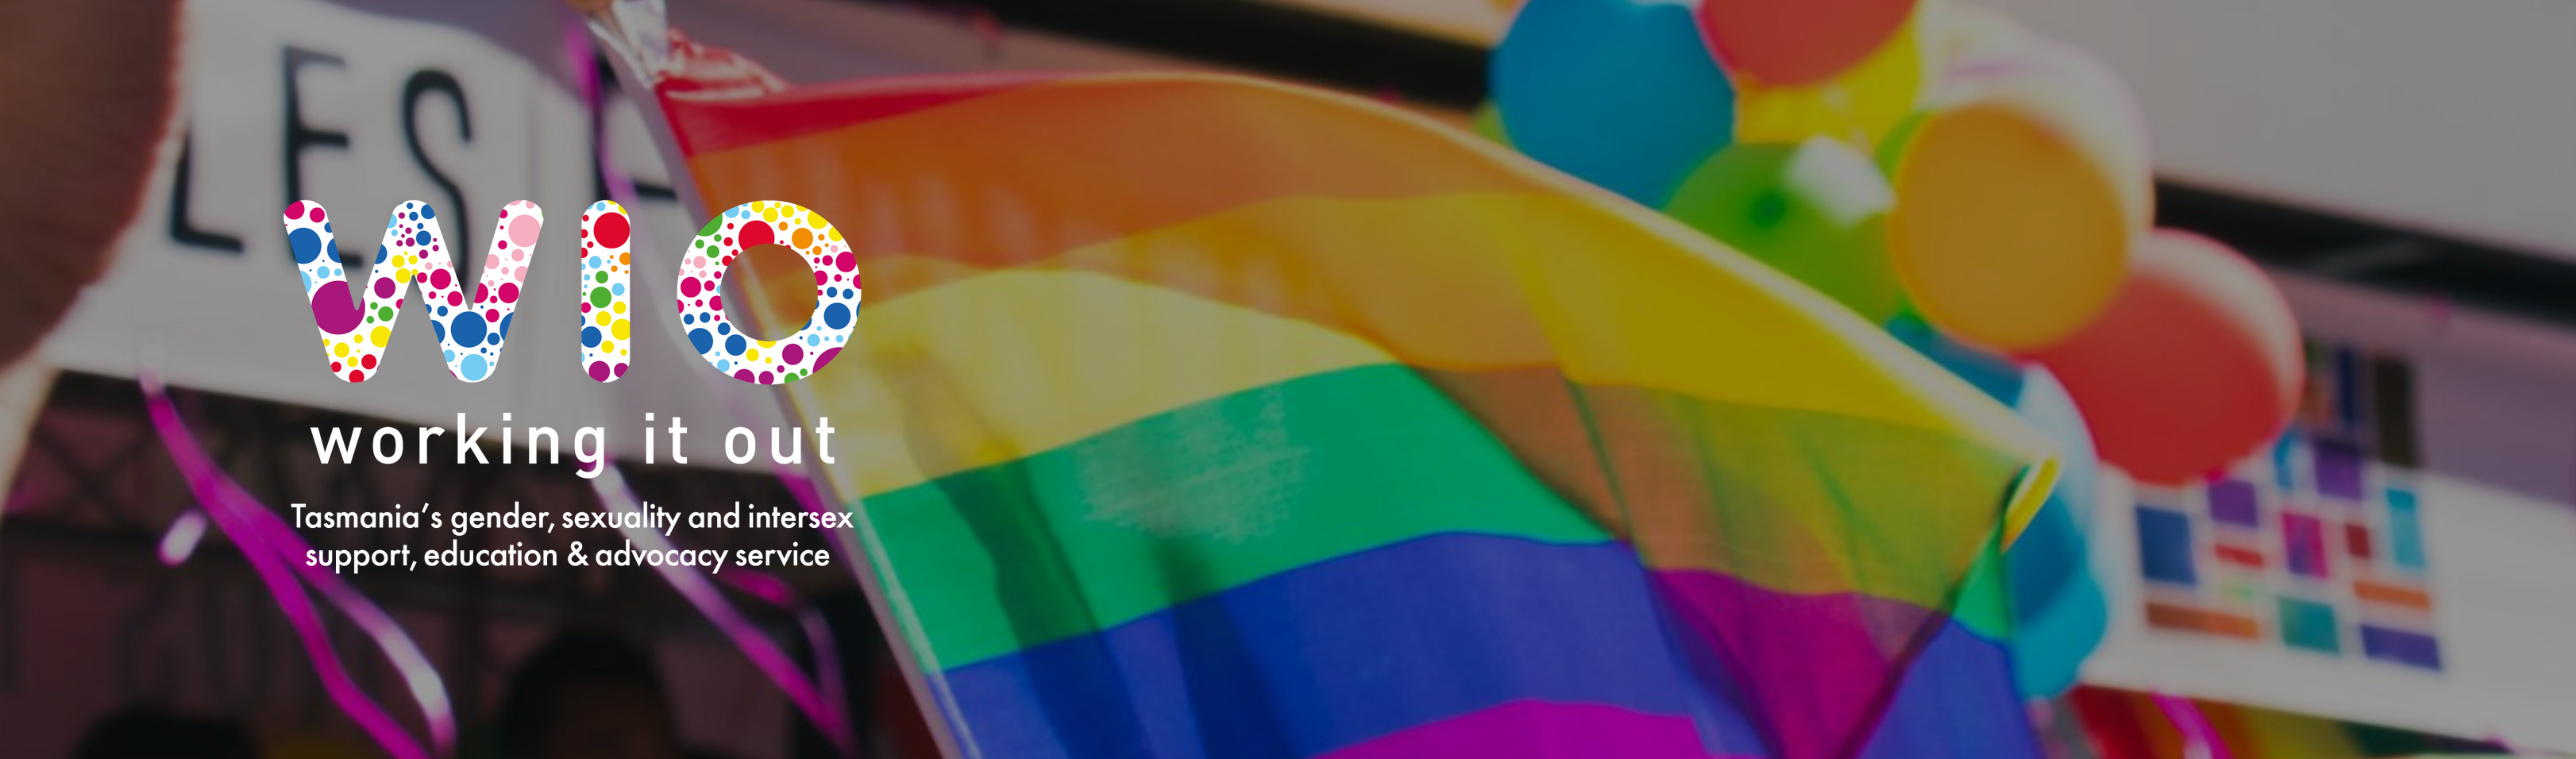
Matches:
[[595, 271, 608, 283], [590, 287, 611, 308], [377, 306, 392, 321], [698, 217, 723, 237]]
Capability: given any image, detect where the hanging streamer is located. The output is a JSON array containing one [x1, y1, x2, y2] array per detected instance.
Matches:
[[142, 373, 456, 759]]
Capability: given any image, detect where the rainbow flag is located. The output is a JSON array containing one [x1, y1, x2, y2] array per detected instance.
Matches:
[[2067, 687, 2506, 759], [648, 49, 2059, 759]]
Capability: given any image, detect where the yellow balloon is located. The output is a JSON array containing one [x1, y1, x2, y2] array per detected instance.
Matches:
[[1886, 41, 2150, 353], [1732, 10, 1927, 151]]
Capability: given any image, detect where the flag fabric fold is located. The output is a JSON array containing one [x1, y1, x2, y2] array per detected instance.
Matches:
[[643, 56, 2056, 759]]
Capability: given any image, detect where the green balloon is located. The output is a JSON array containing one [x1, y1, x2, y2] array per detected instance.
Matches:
[[1661, 137, 1905, 323], [1471, 100, 1513, 148]]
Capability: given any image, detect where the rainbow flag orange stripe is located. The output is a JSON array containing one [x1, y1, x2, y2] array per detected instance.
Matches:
[[660, 67, 2057, 759]]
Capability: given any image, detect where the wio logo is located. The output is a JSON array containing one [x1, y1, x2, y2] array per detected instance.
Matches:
[[284, 199, 860, 385]]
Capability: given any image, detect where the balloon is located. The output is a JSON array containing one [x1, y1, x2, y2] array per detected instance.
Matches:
[[1471, 100, 1512, 147], [1494, 0, 1736, 205], [2034, 229, 2302, 486], [1885, 42, 2151, 352], [1664, 137, 1905, 322], [1697, 0, 1915, 87], [1733, 10, 1926, 150], [1891, 317, 2104, 698]]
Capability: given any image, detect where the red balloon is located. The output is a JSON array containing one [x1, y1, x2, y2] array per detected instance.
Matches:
[[2033, 230, 2301, 485], [1697, 0, 1916, 86]]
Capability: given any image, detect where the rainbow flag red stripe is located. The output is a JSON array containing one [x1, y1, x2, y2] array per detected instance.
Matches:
[[654, 67, 2056, 759]]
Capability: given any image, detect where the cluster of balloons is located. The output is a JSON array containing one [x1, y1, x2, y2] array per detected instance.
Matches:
[[1488, 0, 2304, 696]]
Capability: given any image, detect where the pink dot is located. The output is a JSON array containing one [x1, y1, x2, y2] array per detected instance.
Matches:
[[499, 283, 519, 303], [507, 214, 542, 247], [310, 206, 326, 222], [835, 252, 856, 272], [286, 201, 306, 219]]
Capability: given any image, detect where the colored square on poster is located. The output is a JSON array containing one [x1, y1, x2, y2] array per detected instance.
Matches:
[[2282, 512, 2330, 579], [2360, 625, 2443, 670], [2313, 439, 2366, 502], [2208, 480, 2261, 527], [2277, 597, 2341, 654], [2345, 522, 2375, 561], [2137, 507, 2198, 588], [2386, 488, 2427, 572]]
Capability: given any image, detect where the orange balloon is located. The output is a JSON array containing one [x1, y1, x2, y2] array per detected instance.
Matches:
[[1698, 0, 1916, 87], [2034, 230, 2303, 485], [1886, 42, 2151, 352]]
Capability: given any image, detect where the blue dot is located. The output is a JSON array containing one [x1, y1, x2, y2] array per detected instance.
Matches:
[[681, 314, 694, 325], [611, 283, 625, 296], [432, 321, 446, 343], [497, 314, 513, 340], [375, 245, 388, 264], [461, 354, 488, 381], [586, 255, 600, 269], [717, 323, 731, 337], [823, 303, 851, 329], [419, 205, 434, 220], [584, 326, 603, 348], [716, 359, 731, 372], [290, 228, 323, 264], [444, 349, 456, 363], [414, 229, 430, 246], [449, 311, 488, 348], [324, 240, 338, 263], [725, 334, 746, 356], [688, 328, 714, 354], [437, 306, 448, 317], [323, 222, 332, 233]]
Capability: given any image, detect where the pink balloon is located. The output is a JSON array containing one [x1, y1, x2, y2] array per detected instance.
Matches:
[[2034, 230, 2301, 485]]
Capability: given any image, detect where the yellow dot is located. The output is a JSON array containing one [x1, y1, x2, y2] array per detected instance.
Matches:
[[747, 347, 762, 361], [334, 342, 349, 357], [611, 319, 631, 341], [596, 311, 612, 327], [611, 301, 627, 314], [396, 268, 413, 285], [371, 326, 391, 346], [600, 339, 615, 354], [827, 227, 843, 242], [762, 206, 779, 223]]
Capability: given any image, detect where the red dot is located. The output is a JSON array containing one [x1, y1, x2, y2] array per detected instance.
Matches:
[[595, 212, 631, 249], [349, 369, 365, 382], [286, 201, 307, 219], [737, 220, 771, 249], [362, 354, 377, 369], [332, 361, 342, 372], [310, 206, 326, 222]]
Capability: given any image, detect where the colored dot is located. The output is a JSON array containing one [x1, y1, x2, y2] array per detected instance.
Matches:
[[450, 311, 488, 348], [590, 287, 611, 308], [583, 326, 602, 348], [349, 369, 365, 383], [758, 371, 774, 383], [746, 347, 761, 361], [739, 220, 773, 249], [596, 310, 612, 327], [334, 342, 349, 357], [735, 369, 754, 383], [291, 229, 324, 264], [594, 212, 630, 249], [596, 271, 608, 284], [611, 319, 631, 341], [784, 343, 804, 364], [600, 339, 615, 353], [681, 277, 701, 298], [689, 329, 714, 353], [815, 347, 841, 369], [431, 268, 451, 289], [499, 282, 519, 303], [508, 214, 542, 247], [361, 354, 376, 369], [461, 354, 489, 381], [286, 201, 307, 219], [588, 361, 611, 381], [835, 252, 856, 272], [725, 333, 746, 356], [415, 229, 430, 246], [823, 302, 852, 329], [371, 326, 391, 346], [312, 281, 364, 335], [419, 205, 434, 220], [310, 206, 326, 222], [376, 306, 393, 322]]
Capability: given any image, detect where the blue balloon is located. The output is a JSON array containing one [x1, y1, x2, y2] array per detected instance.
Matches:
[[1892, 318, 2104, 698], [1492, 0, 1735, 206]]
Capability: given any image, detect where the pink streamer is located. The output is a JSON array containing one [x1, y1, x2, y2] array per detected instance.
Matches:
[[2151, 692, 2237, 759], [143, 375, 455, 758]]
